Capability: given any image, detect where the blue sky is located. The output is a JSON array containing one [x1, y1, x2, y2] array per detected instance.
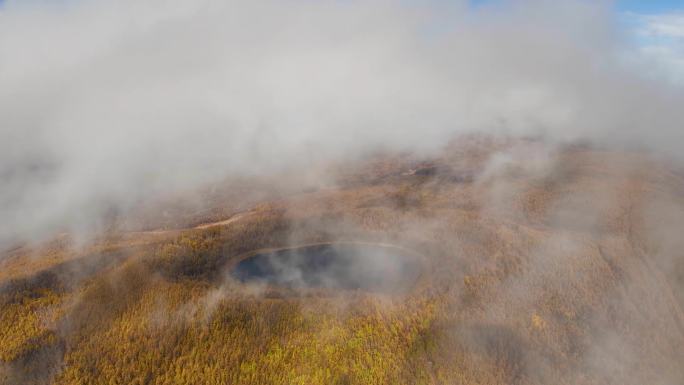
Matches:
[[616, 1, 684, 83], [616, 0, 683, 14], [467, 0, 684, 83]]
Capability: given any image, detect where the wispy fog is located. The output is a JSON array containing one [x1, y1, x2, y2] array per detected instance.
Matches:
[[0, 0, 682, 246]]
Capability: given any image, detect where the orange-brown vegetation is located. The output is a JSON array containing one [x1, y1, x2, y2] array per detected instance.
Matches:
[[1, 139, 683, 384]]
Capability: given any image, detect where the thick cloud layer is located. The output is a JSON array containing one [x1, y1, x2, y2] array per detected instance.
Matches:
[[0, 0, 682, 246]]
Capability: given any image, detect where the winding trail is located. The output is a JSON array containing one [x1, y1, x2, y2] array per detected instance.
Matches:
[[121, 211, 254, 238], [194, 212, 251, 229]]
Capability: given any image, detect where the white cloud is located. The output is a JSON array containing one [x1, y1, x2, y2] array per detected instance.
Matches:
[[1, 0, 683, 246], [640, 13, 684, 38], [629, 12, 684, 84]]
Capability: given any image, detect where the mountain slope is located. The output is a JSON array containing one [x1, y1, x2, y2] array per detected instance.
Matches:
[[1, 141, 683, 385]]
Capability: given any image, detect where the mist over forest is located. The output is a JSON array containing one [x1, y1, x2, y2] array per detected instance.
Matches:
[[0, 1, 683, 384]]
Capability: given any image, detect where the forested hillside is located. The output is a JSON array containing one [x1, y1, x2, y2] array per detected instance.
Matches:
[[1, 143, 683, 385]]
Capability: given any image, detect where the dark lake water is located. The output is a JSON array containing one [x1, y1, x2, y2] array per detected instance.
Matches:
[[232, 244, 421, 293]]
